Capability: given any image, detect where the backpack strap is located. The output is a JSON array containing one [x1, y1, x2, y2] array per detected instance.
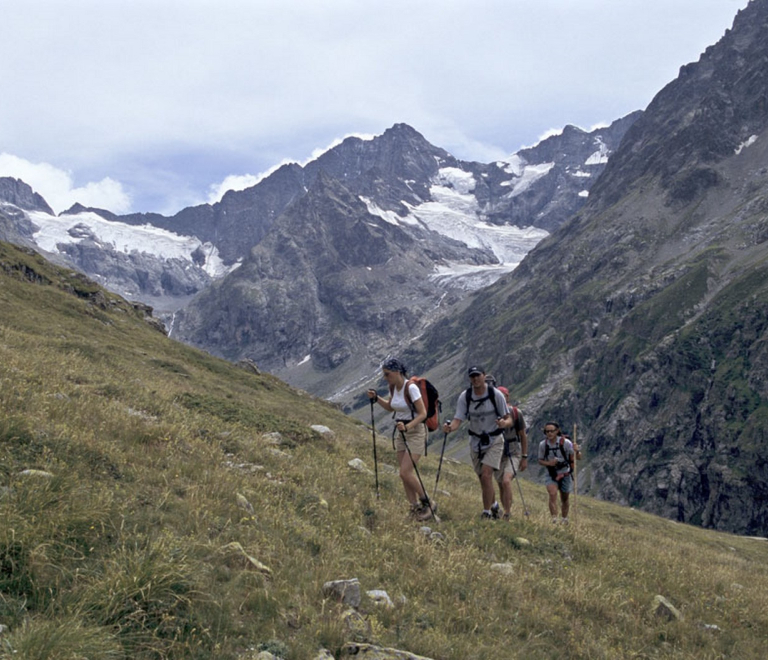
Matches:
[[506, 406, 520, 440], [465, 385, 501, 420], [544, 436, 572, 474], [562, 436, 574, 472], [391, 380, 417, 423], [403, 377, 417, 419], [469, 428, 504, 438]]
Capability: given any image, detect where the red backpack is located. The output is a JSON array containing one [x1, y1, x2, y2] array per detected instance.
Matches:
[[391, 376, 441, 432]]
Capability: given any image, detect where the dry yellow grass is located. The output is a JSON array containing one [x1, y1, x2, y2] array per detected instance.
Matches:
[[1, 241, 767, 659]]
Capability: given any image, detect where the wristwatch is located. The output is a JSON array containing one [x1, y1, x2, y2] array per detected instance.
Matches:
[[521, 454, 528, 458]]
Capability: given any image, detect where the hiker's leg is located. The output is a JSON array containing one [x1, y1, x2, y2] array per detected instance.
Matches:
[[546, 483, 559, 516], [499, 474, 512, 515], [397, 450, 424, 504], [480, 464, 495, 510], [479, 441, 504, 510], [394, 426, 428, 504], [494, 457, 512, 515], [559, 474, 573, 518]]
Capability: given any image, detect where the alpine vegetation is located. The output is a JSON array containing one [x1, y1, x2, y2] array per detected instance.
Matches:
[[1, 240, 767, 659]]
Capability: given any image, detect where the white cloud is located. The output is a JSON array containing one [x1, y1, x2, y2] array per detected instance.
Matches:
[[0, 153, 131, 214], [207, 174, 262, 204], [0, 1, 750, 214]]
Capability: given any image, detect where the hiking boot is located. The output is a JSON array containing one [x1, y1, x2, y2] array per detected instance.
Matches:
[[408, 503, 421, 518], [490, 502, 500, 519], [501, 512, 510, 521], [416, 499, 437, 521], [561, 517, 570, 525], [481, 510, 494, 520]]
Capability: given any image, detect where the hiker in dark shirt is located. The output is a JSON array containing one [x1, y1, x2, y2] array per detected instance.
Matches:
[[538, 422, 576, 524]]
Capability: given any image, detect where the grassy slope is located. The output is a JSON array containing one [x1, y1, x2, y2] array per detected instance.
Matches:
[[1, 241, 767, 660]]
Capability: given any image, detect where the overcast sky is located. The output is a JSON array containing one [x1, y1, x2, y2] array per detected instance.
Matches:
[[0, 0, 750, 216]]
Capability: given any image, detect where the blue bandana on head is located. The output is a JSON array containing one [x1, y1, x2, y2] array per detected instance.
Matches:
[[382, 358, 407, 375]]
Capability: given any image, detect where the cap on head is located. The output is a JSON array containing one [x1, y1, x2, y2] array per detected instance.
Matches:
[[467, 365, 484, 376], [484, 374, 497, 386]]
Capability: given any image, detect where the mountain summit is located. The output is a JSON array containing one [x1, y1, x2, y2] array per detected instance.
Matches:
[[169, 119, 634, 399]]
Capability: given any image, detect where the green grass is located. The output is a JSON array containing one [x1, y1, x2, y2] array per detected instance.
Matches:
[[1, 241, 767, 659]]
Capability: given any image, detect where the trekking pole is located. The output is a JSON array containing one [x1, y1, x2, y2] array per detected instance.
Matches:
[[432, 428, 449, 499], [370, 400, 380, 499], [401, 431, 440, 522], [572, 424, 578, 523], [507, 446, 529, 517]]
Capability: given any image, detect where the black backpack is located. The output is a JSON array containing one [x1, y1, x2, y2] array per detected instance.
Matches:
[[464, 385, 505, 447], [464, 384, 502, 420], [544, 436, 572, 479]]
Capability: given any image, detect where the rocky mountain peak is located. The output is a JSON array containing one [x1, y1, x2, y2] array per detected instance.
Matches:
[[61, 203, 118, 220], [590, 0, 768, 210], [0, 177, 54, 214]]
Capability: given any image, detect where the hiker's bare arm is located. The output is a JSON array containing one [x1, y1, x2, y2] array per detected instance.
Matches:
[[411, 396, 427, 427], [443, 418, 461, 433], [496, 413, 511, 429]]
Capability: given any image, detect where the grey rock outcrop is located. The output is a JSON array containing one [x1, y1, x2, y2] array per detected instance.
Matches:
[[342, 643, 435, 659], [57, 237, 212, 300], [651, 595, 683, 622], [322, 578, 362, 608], [0, 177, 53, 214]]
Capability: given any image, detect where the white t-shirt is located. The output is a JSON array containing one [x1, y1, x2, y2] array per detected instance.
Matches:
[[390, 382, 422, 421]]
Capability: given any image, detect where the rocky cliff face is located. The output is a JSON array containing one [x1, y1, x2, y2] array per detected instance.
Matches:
[[1, 180, 63, 258], [410, 0, 768, 535], [0, 204, 37, 249], [172, 171, 491, 377], [0, 178, 53, 214], [478, 113, 642, 232]]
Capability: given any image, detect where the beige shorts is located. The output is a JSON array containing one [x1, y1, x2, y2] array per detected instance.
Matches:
[[393, 422, 427, 456], [494, 455, 521, 481], [470, 438, 504, 475]]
